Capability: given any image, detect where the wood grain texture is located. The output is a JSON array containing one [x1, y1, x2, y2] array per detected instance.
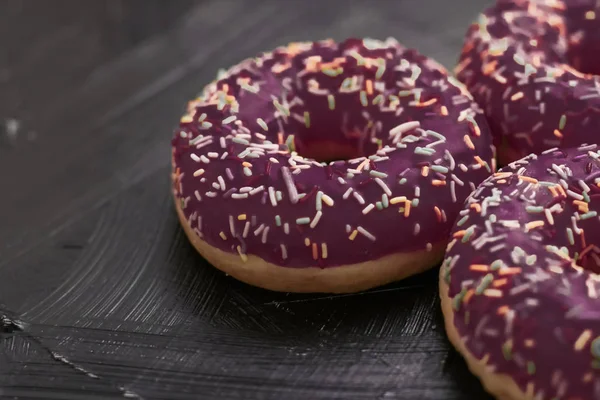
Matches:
[[0, 0, 494, 398]]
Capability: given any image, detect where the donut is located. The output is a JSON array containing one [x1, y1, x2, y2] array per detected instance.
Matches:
[[171, 38, 495, 293], [440, 145, 600, 400], [455, 0, 600, 165]]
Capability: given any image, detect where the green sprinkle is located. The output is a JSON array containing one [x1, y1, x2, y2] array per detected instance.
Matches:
[[527, 361, 536, 375], [360, 91, 368, 107], [452, 288, 468, 311], [591, 337, 600, 358], [399, 178, 407, 185], [592, 359, 600, 369], [414, 147, 435, 156], [296, 217, 311, 225], [431, 165, 449, 173], [526, 255, 537, 265], [327, 94, 335, 110], [376, 201, 383, 210], [322, 67, 343, 77], [276, 191, 282, 201], [382, 194, 389, 208], [375, 58, 386, 79], [256, 118, 268, 131], [233, 137, 250, 145], [316, 191, 323, 211], [489, 214, 497, 223], [567, 228, 575, 245], [457, 215, 469, 226], [372, 94, 384, 105], [341, 77, 353, 90], [462, 227, 475, 243], [559, 114, 567, 130], [583, 191, 591, 203], [346, 172, 355, 179], [399, 90, 412, 97], [491, 259, 504, 270], [285, 135, 296, 152], [475, 273, 494, 295], [411, 198, 419, 207], [275, 215, 282, 226], [304, 112, 311, 128], [502, 340, 513, 360], [526, 206, 544, 213], [243, 167, 252, 176], [581, 211, 598, 220], [370, 170, 388, 178]]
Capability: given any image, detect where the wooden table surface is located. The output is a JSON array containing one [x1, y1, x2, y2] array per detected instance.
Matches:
[[0, 1, 494, 399]]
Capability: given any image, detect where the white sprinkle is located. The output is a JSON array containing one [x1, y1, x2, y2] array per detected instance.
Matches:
[[194, 191, 202, 201], [281, 166, 299, 204], [269, 157, 280, 163], [284, 223, 290, 234], [190, 153, 201, 162], [261, 226, 270, 244], [362, 204, 375, 214], [450, 181, 457, 203], [231, 193, 249, 199], [374, 177, 392, 196], [268, 187, 277, 206], [343, 187, 354, 199], [243, 222, 250, 238], [223, 116, 236, 124], [257, 118, 268, 131], [250, 185, 265, 195], [353, 191, 366, 205], [229, 215, 236, 236], [220, 137, 226, 148], [310, 211, 323, 228], [389, 121, 420, 136], [280, 244, 288, 260], [226, 168, 234, 180], [218, 176, 226, 191], [357, 226, 376, 241], [254, 224, 265, 236]]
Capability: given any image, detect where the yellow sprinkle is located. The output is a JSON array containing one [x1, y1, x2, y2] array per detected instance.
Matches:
[[518, 176, 538, 183], [464, 135, 475, 150], [238, 214, 247, 220], [483, 289, 503, 297], [575, 329, 592, 351], [219, 232, 227, 240], [441, 106, 449, 116], [421, 166, 429, 177], [321, 243, 328, 259], [237, 245, 248, 262], [510, 92, 524, 101], [304, 238, 311, 247], [390, 196, 407, 205], [586, 10, 596, 19], [193, 169, 205, 177], [180, 115, 194, 123], [322, 194, 334, 206], [349, 230, 358, 240], [525, 220, 544, 231]]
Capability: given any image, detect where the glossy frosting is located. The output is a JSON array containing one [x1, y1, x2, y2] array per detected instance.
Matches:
[[171, 38, 494, 268], [456, 0, 600, 163], [443, 145, 600, 399]]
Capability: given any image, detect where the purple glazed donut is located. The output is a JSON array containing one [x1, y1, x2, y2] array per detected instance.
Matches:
[[456, 0, 600, 165], [171, 38, 495, 293], [440, 145, 600, 400]]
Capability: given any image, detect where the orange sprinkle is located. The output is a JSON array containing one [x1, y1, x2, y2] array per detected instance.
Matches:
[[511, 92, 524, 101], [494, 172, 513, 179], [349, 230, 358, 241], [499, 267, 522, 276], [463, 289, 475, 304], [497, 179, 507, 184], [312, 242, 318, 260], [525, 220, 545, 231], [453, 230, 466, 238], [554, 129, 563, 138], [474, 156, 486, 167], [365, 79, 373, 95], [237, 214, 247, 220], [492, 278, 508, 287], [278, 132, 284, 144], [464, 135, 475, 149], [524, 339, 535, 348], [441, 105, 449, 116], [556, 185, 567, 197], [421, 166, 429, 177], [497, 305, 510, 315], [417, 98, 438, 107], [518, 176, 538, 184], [404, 200, 411, 217], [548, 186, 559, 197], [470, 203, 482, 213], [581, 231, 587, 249], [242, 161, 252, 168], [432, 180, 446, 186], [469, 264, 489, 272], [434, 206, 442, 222], [482, 60, 498, 75], [455, 57, 473, 75]]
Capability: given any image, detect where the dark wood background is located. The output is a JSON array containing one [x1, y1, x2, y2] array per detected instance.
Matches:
[[0, 1, 494, 399]]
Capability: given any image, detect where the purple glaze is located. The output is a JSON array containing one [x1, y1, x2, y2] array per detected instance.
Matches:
[[171, 38, 494, 268], [443, 145, 600, 400], [456, 0, 600, 163]]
